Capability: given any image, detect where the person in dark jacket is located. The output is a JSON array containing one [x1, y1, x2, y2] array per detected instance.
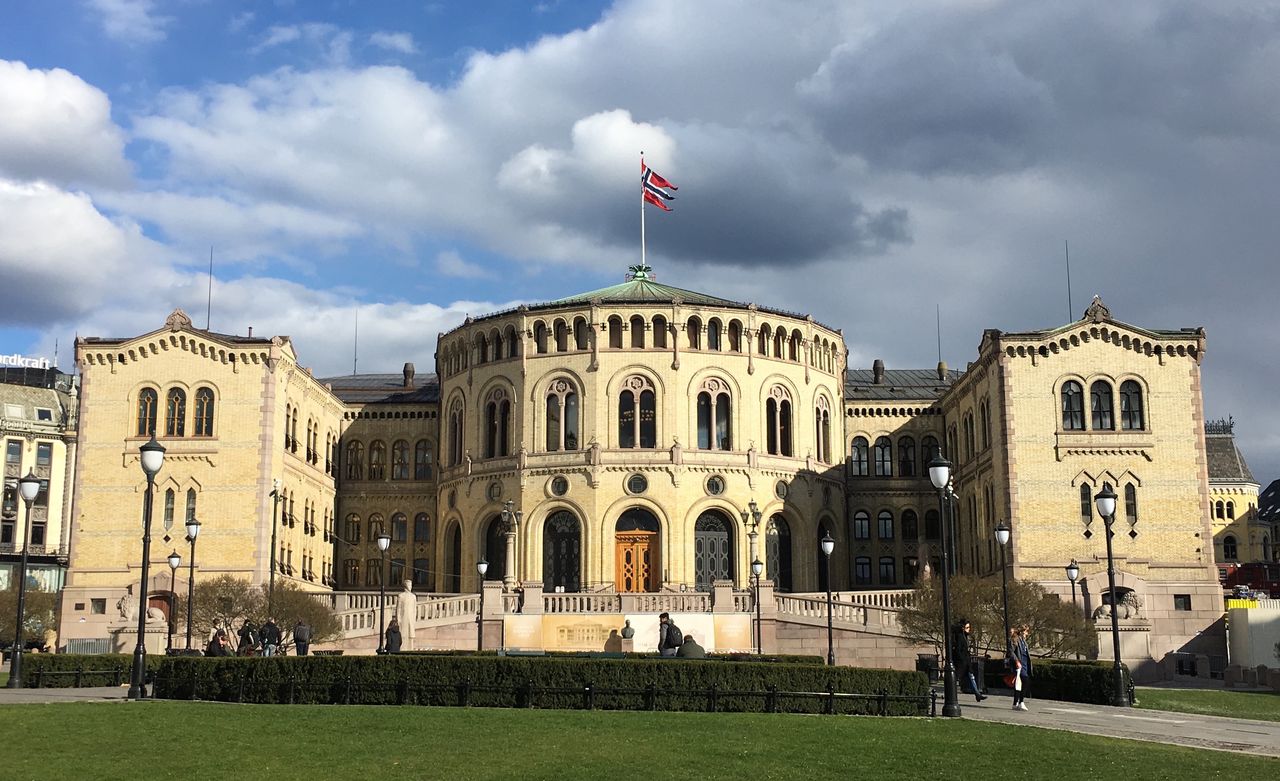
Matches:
[[293, 620, 312, 656], [384, 618, 403, 654], [1008, 626, 1033, 711], [205, 629, 231, 657], [237, 619, 259, 656], [260, 617, 283, 657], [676, 634, 706, 658], [950, 619, 986, 702], [657, 612, 682, 657]]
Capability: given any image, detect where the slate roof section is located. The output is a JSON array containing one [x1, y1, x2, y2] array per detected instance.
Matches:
[[1205, 431, 1256, 483], [843, 368, 963, 401], [320, 373, 440, 405], [548, 277, 740, 307], [1258, 479, 1280, 524]]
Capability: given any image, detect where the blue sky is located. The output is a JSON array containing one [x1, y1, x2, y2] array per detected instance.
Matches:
[[1, 1, 1279, 481]]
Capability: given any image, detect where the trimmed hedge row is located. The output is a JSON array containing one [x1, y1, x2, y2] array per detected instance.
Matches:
[[403, 650, 825, 666], [154, 655, 930, 715], [983, 658, 1133, 706], [19, 653, 165, 688]]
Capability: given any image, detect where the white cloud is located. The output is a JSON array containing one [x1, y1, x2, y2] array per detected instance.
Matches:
[[228, 11, 255, 34], [251, 23, 353, 64], [435, 250, 492, 279], [85, 0, 170, 44], [369, 31, 417, 55]]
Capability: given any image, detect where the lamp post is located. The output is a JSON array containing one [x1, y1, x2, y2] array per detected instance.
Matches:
[[751, 557, 764, 655], [928, 454, 961, 717], [267, 478, 282, 620], [129, 436, 166, 700], [995, 521, 1012, 645], [475, 559, 488, 651], [741, 499, 763, 567], [820, 530, 835, 666], [1066, 559, 1080, 660], [375, 531, 391, 654], [166, 551, 180, 653], [500, 500, 521, 592], [6, 470, 43, 688], [1093, 482, 1129, 707], [184, 517, 200, 650]]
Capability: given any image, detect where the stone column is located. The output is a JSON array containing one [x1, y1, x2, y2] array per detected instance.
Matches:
[[503, 525, 517, 592]]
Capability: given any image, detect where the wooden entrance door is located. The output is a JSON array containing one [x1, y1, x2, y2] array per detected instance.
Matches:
[[615, 532, 657, 592]]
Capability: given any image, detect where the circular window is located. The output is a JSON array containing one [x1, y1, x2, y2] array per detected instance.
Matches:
[[486, 481, 502, 501], [447, 489, 457, 509], [550, 475, 569, 496], [627, 473, 649, 495], [706, 475, 725, 496], [775, 480, 789, 500]]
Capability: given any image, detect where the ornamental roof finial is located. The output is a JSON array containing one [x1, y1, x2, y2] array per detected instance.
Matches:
[[626, 263, 652, 281]]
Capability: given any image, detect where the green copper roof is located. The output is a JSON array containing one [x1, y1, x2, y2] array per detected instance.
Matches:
[[547, 265, 739, 307]]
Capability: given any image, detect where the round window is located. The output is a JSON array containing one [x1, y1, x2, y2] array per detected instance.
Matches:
[[627, 473, 649, 495], [550, 475, 569, 496], [706, 475, 725, 496], [775, 480, 789, 500], [486, 481, 502, 501]]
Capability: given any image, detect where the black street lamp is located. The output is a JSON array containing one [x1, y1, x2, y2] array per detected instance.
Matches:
[[820, 530, 835, 666], [129, 435, 166, 700], [928, 454, 961, 717], [475, 559, 489, 651], [166, 550, 180, 652], [267, 478, 282, 620], [751, 557, 764, 655], [1066, 559, 1080, 660], [995, 521, 1012, 644], [1093, 482, 1129, 707], [184, 517, 200, 651], [375, 531, 391, 654], [6, 470, 43, 689]]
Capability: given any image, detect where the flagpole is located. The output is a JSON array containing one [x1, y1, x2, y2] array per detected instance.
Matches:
[[640, 152, 647, 270]]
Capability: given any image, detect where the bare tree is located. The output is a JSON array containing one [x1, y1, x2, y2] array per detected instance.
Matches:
[[175, 575, 341, 651]]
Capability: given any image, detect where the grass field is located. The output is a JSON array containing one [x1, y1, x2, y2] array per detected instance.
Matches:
[[1136, 687, 1280, 723], [0, 702, 1274, 780]]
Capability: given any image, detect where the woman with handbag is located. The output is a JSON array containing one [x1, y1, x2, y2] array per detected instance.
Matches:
[[1007, 626, 1032, 711]]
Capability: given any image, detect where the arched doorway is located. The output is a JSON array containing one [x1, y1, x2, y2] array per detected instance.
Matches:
[[694, 510, 734, 591], [543, 511, 581, 592], [766, 514, 792, 592], [615, 508, 660, 592], [484, 516, 506, 582], [445, 522, 461, 592]]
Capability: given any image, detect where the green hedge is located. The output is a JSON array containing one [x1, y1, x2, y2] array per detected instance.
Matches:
[[402, 650, 824, 665], [983, 658, 1132, 706], [153, 655, 930, 715], [19, 654, 165, 688]]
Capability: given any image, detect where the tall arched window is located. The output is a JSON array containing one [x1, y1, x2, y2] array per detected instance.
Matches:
[[484, 389, 511, 458], [345, 441, 364, 480], [1080, 484, 1093, 524], [696, 378, 732, 450], [476, 333, 489, 364], [979, 400, 991, 449], [707, 318, 722, 351], [185, 488, 197, 524], [850, 436, 869, 476], [136, 387, 158, 436], [448, 399, 463, 466], [534, 321, 548, 354], [1215, 500, 1225, 519], [687, 316, 702, 349], [163, 488, 175, 530], [492, 329, 504, 360], [165, 388, 186, 437], [1120, 380, 1145, 430], [554, 320, 569, 352], [789, 330, 802, 361], [545, 379, 580, 451], [901, 509, 919, 539], [618, 376, 657, 448], [924, 509, 941, 540], [193, 388, 215, 437], [728, 321, 742, 352], [344, 513, 361, 544], [852, 511, 870, 540], [414, 440, 432, 480], [773, 329, 785, 358], [630, 315, 646, 348], [920, 436, 940, 473], [878, 510, 894, 539], [391, 512, 407, 542], [368, 441, 387, 480], [765, 386, 792, 456], [873, 436, 893, 477], [898, 437, 917, 477], [757, 325, 770, 355], [1226, 501, 1235, 520], [608, 317, 623, 349], [414, 513, 430, 542], [1223, 535, 1238, 560], [1090, 380, 1114, 430], [391, 440, 410, 480], [652, 316, 668, 349], [814, 397, 831, 463], [573, 318, 589, 350], [1061, 380, 1084, 431], [1125, 483, 1138, 526]]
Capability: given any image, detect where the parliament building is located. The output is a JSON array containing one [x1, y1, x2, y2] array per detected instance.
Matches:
[[56, 267, 1246, 668]]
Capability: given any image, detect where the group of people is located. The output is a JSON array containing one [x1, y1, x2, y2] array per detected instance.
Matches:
[[657, 612, 706, 658], [204, 617, 312, 657], [950, 619, 1033, 711]]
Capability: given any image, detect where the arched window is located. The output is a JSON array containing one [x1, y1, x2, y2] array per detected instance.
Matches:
[[814, 397, 831, 463], [652, 316, 668, 349], [618, 376, 657, 448], [1215, 500, 1225, 519], [1226, 501, 1235, 520], [534, 321, 548, 354], [1080, 484, 1093, 524], [1125, 483, 1138, 525], [920, 436, 940, 473], [391, 440, 410, 480], [368, 513, 384, 542], [1120, 381, 1145, 430], [924, 509, 941, 540], [136, 387, 158, 437], [414, 513, 430, 542], [878, 510, 894, 540], [414, 440, 432, 480], [492, 329, 504, 361], [391, 512, 407, 542], [290, 406, 299, 452], [163, 488, 175, 530], [448, 399, 463, 466], [850, 436, 869, 476], [630, 315, 646, 348], [344, 513, 361, 544], [1090, 380, 1114, 430], [165, 388, 186, 437], [979, 400, 991, 449], [1061, 381, 1084, 431], [765, 386, 792, 456], [853, 556, 872, 586], [1223, 535, 1238, 561], [902, 509, 919, 539], [368, 440, 387, 480], [879, 557, 896, 585], [757, 325, 770, 356], [789, 330, 801, 361], [476, 333, 489, 364], [608, 316, 623, 349], [696, 378, 732, 450], [554, 319, 569, 352], [484, 388, 511, 458], [543, 511, 582, 592], [344, 440, 365, 480], [345, 559, 360, 586], [545, 379, 580, 451], [773, 328, 785, 358], [707, 318, 722, 351], [687, 316, 702, 350], [852, 510, 870, 539], [728, 321, 742, 352], [193, 388, 215, 437], [898, 437, 916, 477], [186, 488, 196, 524], [765, 514, 793, 591], [573, 318, 589, 350], [873, 436, 892, 477]]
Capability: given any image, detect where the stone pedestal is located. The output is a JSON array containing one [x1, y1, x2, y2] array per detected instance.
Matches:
[[109, 623, 169, 656]]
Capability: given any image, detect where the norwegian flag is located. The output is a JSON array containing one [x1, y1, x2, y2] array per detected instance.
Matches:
[[642, 160, 677, 212]]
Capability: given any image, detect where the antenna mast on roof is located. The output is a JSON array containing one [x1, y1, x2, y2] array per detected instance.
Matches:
[[353, 305, 359, 375]]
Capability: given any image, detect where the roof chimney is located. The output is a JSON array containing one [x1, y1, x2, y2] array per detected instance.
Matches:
[[247, 326, 253, 338], [872, 359, 885, 385], [403, 362, 415, 388], [936, 360, 947, 381]]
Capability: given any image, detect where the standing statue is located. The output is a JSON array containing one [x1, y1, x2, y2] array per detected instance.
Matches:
[[395, 580, 417, 647]]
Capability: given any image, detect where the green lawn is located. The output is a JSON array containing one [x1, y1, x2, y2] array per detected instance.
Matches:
[[1136, 687, 1280, 722], [0, 702, 1274, 780]]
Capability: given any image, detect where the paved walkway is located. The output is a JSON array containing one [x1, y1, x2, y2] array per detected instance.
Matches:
[[957, 691, 1280, 758], [0, 685, 128, 704]]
